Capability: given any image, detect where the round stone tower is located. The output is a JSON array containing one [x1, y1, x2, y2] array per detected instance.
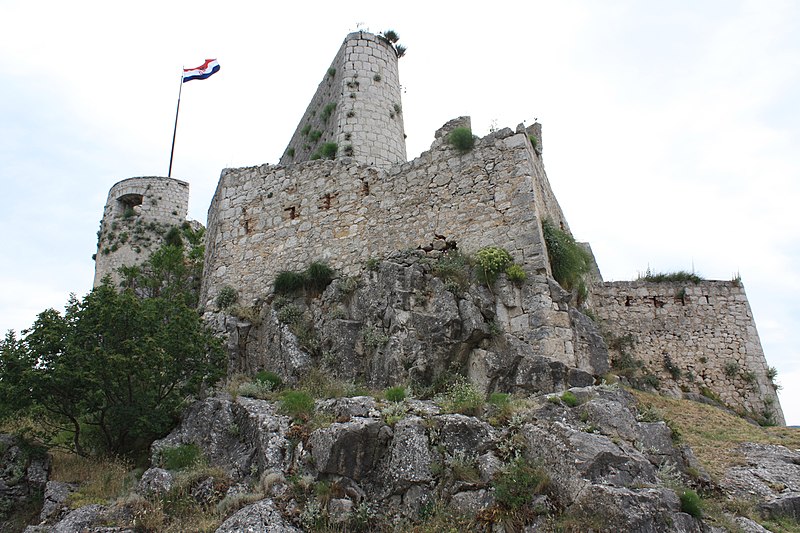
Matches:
[[279, 31, 407, 168], [93, 177, 190, 287]]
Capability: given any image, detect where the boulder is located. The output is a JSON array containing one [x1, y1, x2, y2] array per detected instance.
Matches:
[[215, 498, 300, 533], [309, 418, 391, 480]]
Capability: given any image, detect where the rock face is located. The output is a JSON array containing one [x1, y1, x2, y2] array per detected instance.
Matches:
[[139, 385, 710, 531], [212, 252, 607, 393], [720, 442, 800, 522], [0, 434, 49, 525]]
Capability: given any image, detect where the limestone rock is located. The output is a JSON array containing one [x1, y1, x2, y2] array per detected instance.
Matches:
[[39, 480, 75, 522], [215, 498, 300, 533], [309, 418, 391, 480], [137, 468, 173, 496]]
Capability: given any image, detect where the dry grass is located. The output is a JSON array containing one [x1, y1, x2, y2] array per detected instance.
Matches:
[[629, 389, 800, 480], [51, 450, 134, 507]]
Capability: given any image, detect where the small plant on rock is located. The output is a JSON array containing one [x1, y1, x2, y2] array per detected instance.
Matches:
[[319, 142, 338, 160], [679, 489, 703, 518], [560, 390, 580, 407], [215, 285, 238, 310], [492, 457, 550, 510], [476, 246, 513, 285], [255, 370, 283, 391], [437, 377, 484, 416], [448, 126, 475, 153], [505, 263, 527, 284]]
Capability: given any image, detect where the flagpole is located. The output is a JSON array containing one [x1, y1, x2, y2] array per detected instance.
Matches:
[[167, 69, 184, 178]]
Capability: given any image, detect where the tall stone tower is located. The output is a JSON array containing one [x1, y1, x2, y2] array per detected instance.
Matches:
[[279, 31, 406, 168], [93, 177, 189, 287]]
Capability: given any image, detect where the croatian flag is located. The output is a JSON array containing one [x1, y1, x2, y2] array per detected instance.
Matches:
[[183, 59, 220, 83]]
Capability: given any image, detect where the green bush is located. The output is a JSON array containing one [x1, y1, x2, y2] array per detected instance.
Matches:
[[679, 489, 703, 518], [255, 371, 283, 390], [279, 391, 315, 422], [161, 444, 202, 470], [541, 219, 592, 292], [529, 134, 539, 150], [301, 124, 311, 136], [383, 29, 399, 43], [286, 147, 295, 158], [215, 285, 238, 310], [309, 130, 323, 142], [385, 386, 406, 403], [327, 67, 336, 78], [492, 458, 549, 509], [476, 246, 513, 285], [448, 127, 475, 153], [319, 142, 338, 160], [274, 271, 306, 295]]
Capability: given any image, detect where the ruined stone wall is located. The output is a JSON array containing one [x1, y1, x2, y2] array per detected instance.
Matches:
[[278, 31, 406, 168], [590, 281, 784, 425], [201, 121, 561, 310], [94, 177, 189, 286]]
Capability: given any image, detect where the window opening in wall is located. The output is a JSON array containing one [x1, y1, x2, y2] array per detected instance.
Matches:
[[625, 296, 632, 307], [652, 297, 665, 308], [117, 193, 143, 218], [284, 206, 298, 220], [361, 181, 370, 196]]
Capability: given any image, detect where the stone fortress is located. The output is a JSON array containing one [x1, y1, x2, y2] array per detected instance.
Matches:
[[94, 31, 784, 425]]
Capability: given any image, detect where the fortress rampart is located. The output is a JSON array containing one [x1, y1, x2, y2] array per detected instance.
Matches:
[[200, 119, 568, 310], [278, 31, 406, 168], [591, 280, 784, 424], [94, 177, 189, 287]]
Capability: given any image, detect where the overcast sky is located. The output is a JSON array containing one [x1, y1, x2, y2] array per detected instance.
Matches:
[[1, 0, 797, 423]]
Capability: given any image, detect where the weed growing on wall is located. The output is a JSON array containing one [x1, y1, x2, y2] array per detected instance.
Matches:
[[215, 285, 238, 310], [274, 262, 335, 296], [448, 127, 475, 153], [541, 219, 592, 294], [638, 269, 704, 284], [476, 246, 513, 285], [319, 142, 338, 160]]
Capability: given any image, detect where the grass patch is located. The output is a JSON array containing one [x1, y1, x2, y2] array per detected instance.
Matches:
[[274, 261, 335, 296], [161, 443, 203, 470], [384, 386, 406, 403], [318, 142, 338, 159], [629, 388, 800, 480], [638, 269, 704, 284], [278, 390, 315, 422], [492, 457, 549, 510], [50, 451, 133, 507]]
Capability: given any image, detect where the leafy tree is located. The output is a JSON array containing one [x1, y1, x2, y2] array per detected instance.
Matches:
[[0, 229, 223, 458]]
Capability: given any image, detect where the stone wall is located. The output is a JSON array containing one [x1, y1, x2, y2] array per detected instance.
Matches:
[[94, 177, 189, 286], [590, 281, 784, 425], [278, 31, 406, 168], [201, 119, 565, 310]]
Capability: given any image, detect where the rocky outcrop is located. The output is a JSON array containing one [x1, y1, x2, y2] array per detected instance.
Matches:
[[211, 253, 607, 395], [0, 434, 49, 527], [139, 385, 710, 530]]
